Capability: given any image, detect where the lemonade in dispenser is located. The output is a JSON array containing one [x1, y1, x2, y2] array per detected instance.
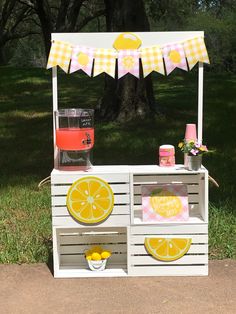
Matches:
[[55, 108, 94, 170]]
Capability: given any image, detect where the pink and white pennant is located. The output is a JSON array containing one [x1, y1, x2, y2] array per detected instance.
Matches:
[[70, 46, 94, 76], [162, 43, 188, 75], [118, 50, 140, 79]]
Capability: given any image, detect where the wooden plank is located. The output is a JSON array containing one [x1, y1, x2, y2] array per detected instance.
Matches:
[[130, 224, 208, 234], [130, 254, 208, 265], [133, 194, 199, 204], [130, 243, 208, 255], [132, 203, 200, 213], [60, 243, 127, 254], [133, 174, 200, 184], [60, 253, 126, 266], [51, 183, 130, 195], [60, 233, 127, 245], [129, 265, 208, 276], [55, 266, 128, 278], [133, 184, 199, 195], [52, 205, 129, 216], [132, 215, 205, 225], [130, 234, 208, 244], [51, 172, 130, 184], [58, 226, 127, 235], [52, 193, 130, 206], [53, 215, 130, 227]]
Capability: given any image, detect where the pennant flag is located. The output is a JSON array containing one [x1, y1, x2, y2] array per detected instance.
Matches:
[[140, 46, 165, 77], [47, 40, 72, 73], [117, 50, 140, 78], [93, 48, 117, 78], [183, 37, 210, 70], [70, 46, 94, 75], [162, 43, 188, 75]]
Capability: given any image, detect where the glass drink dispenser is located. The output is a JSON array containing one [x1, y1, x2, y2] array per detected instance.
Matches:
[[55, 109, 94, 170]]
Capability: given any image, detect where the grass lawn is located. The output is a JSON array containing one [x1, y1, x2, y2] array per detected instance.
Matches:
[[0, 66, 235, 263]]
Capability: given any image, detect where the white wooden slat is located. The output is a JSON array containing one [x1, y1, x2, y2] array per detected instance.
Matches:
[[60, 253, 127, 266], [60, 234, 127, 245], [51, 183, 130, 195], [130, 234, 208, 244], [51, 172, 130, 184], [132, 203, 200, 213], [129, 265, 208, 276], [130, 224, 208, 234], [55, 266, 128, 278], [133, 174, 199, 184], [130, 254, 208, 265], [53, 215, 130, 227], [52, 205, 129, 216], [133, 215, 205, 225], [130, 165, 207, 175], [60, 243, 127, 254], [133, 184, 199, 195], [58, 227, 126, 234], [52, 193, 130, 206], [133, 194, 199, 204], [130, 243, 208, 255]]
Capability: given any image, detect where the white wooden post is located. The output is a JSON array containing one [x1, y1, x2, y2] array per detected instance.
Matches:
[[52, 66, 58, 168], [198, 62, 204, 143]]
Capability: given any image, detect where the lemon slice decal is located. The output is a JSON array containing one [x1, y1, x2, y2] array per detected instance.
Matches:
[[66, 176, 114, 224], [150, 189, 183, 218], [145, 238, 192, 261]]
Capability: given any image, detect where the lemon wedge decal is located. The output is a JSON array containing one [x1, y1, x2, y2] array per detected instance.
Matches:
[[144, 238, 192, 261], [66, 176, 114, 224], [113, 32, 142, 50], [150, 189, 183, 218]]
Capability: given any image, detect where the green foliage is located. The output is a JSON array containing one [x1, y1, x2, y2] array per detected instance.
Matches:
[[0, 67, 235, 262]]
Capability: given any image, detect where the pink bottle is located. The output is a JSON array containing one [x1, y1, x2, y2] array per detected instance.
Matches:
[[159, 145, 175, 167]]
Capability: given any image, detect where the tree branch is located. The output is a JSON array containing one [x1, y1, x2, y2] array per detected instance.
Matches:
[[76, 9, 105, 31]]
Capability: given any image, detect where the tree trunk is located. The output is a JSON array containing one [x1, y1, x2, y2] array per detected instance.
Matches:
[[97, 0, 156, 122]]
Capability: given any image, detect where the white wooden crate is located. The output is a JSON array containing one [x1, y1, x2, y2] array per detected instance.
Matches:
[[51, 168, 130, 227], [51, 165, 208, 277], [130, 169, 208, 225], [53, 227, 128, 278], [128, 225, 208, 276]]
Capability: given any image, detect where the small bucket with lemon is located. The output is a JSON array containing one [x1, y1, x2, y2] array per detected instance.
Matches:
[[85, 246, 111, 271]]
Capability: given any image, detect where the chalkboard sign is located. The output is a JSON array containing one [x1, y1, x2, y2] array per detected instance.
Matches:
[[79, 111, 93, 128]]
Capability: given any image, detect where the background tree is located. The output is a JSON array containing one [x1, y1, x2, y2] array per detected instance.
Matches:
[[21, 0, 105, 57], [97, 0, 156, 122], [0, 0, 35, 64]]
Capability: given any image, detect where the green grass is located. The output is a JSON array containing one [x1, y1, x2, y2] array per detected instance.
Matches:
[[0, 66, 235, 263]]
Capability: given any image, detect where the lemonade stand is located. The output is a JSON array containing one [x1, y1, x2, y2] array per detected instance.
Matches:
[[48, 31, 209, 278]]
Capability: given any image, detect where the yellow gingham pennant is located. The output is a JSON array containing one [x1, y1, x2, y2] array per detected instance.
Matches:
[[140, 46, 165, 77], [183, 37, 210, 70], [93, 48, 117, 78], [46, 40, 72, 73]]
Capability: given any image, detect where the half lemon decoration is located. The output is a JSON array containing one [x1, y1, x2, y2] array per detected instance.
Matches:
[[144, 238, 192, 261], [66, 176, 114, 224]]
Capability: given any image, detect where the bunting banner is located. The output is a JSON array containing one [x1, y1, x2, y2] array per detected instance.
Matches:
[[46, 34, 210, 78], [163, 43, 188, 75], [140, 46, 165, 77], [183, 37, 210, 70], [118, 50, 140, 78], [47, 40, 72, 73], [70, 46, 94, 76], [93, 48, 117, 78]]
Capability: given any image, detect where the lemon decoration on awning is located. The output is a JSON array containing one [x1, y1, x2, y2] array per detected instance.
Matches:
[[66, 176, 114, 224], [169, 50, 181, 64], [77, 52, 90, 66], [145, 238, 192, 261], [113, 32, 142, 50]]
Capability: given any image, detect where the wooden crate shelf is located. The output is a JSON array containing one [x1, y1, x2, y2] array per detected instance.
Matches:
[[51, 165, 209, 277]]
